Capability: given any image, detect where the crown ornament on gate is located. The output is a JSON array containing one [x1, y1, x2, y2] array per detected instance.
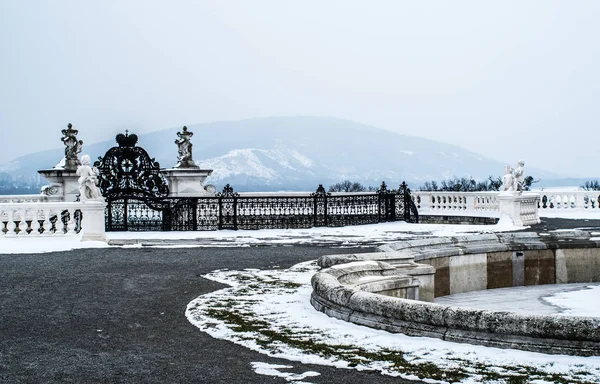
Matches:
[[116, 130, 139, 147]]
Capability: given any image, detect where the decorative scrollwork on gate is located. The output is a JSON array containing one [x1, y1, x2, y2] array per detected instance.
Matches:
[[94, 131, 169, 199], [398, 181, 418, 223], [216, 184, 239, 230], [311, 184, 330, 227]]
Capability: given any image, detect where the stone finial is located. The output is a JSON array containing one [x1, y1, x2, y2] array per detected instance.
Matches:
[[174, 126, 198, 168], [61, 123, 83, 170]]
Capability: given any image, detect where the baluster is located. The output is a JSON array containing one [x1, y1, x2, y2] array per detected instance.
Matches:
[[55, 210, 66, 235], [16, 210, 28, 235], [30, 209, 41, 236], [464, 194, 472, 212], [42, 209, 52, 235], [66, 208, 77, 234], [577, 194, 587, 210], [6, 210, 16, 236]]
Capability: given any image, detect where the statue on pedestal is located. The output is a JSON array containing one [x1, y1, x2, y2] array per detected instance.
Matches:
[[513, 160, 525, 194], [61, 123, 83, 169], [174, 126, 197, 168], [500, 160, 527, 195], [501, 165, 515, 192], [77, 155, 103, 202]]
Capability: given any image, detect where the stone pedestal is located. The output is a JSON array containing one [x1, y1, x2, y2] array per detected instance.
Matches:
[[38, 168, 80, 202], [80, 201, 107, 242], [498, 192, 541, 227], [161, 168, 216, 197]]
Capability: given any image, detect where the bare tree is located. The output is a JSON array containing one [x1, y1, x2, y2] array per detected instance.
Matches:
[[581, 180, 600, 191], [328, 180, 367, 192]]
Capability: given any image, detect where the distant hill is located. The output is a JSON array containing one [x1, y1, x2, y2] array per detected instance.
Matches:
[[0, 116, 558, 192]]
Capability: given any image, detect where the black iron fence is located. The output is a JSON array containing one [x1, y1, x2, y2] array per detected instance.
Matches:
[[105, 182, 418, 232]]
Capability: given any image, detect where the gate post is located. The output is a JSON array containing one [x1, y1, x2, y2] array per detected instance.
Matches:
[[217, 184, 238, 230], [377, 181, 389, 223], [401, 181, 411, 222], [399, 181, 418, 223], [311, 184, 329, 227]]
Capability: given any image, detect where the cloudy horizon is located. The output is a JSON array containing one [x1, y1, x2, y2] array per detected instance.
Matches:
[[2, 1, 599, 177]]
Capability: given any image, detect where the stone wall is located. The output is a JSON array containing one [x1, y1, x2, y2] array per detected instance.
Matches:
[[311, 230, 600, 356], [418, 215, 499, 225]]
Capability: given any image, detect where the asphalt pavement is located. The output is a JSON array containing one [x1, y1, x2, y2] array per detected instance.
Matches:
[[1, 218, 597, 383], [0, 245, 421, 384]]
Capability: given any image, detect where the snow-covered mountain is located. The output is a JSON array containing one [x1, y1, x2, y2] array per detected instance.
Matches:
[[1, 116, 556, 191]]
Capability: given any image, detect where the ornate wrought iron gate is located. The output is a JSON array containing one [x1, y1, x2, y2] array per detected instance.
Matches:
[[96, 132, 418, 231]]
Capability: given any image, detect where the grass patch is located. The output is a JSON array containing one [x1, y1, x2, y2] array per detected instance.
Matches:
[[193, 266, 598, 384]]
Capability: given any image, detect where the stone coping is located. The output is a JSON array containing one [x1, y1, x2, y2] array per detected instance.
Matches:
[[311, 230, 600, 356], [318, 230, 600, 268]]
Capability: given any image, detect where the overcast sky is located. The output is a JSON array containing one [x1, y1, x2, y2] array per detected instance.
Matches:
[[1, 1, 599, 177]]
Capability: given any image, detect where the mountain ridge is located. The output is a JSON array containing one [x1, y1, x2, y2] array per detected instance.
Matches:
[[1, 116, 557, 192]]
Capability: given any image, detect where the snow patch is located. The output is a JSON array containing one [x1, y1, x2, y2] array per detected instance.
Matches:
[[544, 285, 600, 317], [186, 261, 600, 383], [1, 221, 526, 255], [251, 362, 320, 383], [200, 149, 279, 180]]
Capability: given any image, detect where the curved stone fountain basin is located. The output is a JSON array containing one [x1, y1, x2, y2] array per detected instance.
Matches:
[[311, 230, 600, 356]]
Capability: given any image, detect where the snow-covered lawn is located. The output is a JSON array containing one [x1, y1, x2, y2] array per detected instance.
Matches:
[[186, 260, 600, 384], [0, 220, 523, 254]]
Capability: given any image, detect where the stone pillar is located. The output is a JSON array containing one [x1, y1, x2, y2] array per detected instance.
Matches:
[[37, 123, 84, 202], [80, 201, 107, 242], [38, 169, 80, 202], [497, 192, 541, 227], [161, 168, 216, 197]]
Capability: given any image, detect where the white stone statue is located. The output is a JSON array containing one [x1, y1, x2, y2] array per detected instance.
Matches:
[[501, 165, 515, 192], [76, 155, 103, 202], [513, 160, 525, 194]]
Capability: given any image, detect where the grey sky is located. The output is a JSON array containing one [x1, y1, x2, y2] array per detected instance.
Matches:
[[1, 1, 599, 177]]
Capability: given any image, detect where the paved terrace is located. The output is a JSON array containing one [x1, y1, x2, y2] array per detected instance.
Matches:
[[1, 218, 599, 383]]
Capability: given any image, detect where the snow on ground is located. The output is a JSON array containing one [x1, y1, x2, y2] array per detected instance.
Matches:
[[0, 221, 525, 254], [544, 285, 600, 317], [3, 220, 599, 382], [436, 283, 600, 317], [186, 260, 600, 384], [0, 234, 110, 254], [539, 210, 600, 219], [250, 362, 320, 383]]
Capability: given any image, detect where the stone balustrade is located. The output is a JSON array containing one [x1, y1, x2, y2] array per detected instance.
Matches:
[[412, 191, 540, 225], [412, 191, 499, 217], [1, 202, 82, 236], [536, 190, 600, 213], [0, 194, 50, 204], [413, 189, 600, 217], [0, 201, 106, 241]]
